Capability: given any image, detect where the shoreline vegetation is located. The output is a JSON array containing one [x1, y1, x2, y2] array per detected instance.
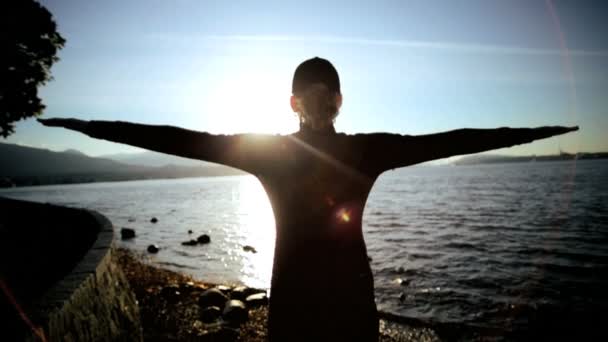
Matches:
[[115, 248, 441, 341]]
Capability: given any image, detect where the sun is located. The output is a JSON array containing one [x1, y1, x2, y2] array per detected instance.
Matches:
[[200, 70, 298, 135]]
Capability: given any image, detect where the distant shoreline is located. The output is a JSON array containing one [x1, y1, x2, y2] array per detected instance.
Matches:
[[0, 169, 247, 188], [452, 152, 608, 166], [3, 155, 606, 188]]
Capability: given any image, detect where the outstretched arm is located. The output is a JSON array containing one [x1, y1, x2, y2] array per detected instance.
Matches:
[[366, 126, 579, 173], [38, 118, 280, 174]]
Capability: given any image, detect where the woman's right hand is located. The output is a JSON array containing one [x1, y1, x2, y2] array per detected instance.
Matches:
[[37, 118, 89, 133]]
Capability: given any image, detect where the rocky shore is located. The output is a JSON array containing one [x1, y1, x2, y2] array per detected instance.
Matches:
[[115, 248, 441, 341]]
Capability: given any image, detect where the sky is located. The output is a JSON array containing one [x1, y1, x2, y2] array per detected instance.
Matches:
[[4, 0, 607, 157]]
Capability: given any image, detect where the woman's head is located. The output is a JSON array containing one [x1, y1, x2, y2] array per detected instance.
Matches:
[[291, 57, 342, 130]]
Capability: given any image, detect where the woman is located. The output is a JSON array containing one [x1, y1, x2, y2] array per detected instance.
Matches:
[[39, 57, 577, 341]]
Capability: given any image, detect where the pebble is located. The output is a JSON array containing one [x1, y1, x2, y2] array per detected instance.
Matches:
[[399, 293, 406, 302], [181, 239, 198, 246], [188, 229, 193, 234], [150, 217, 158, 223], [379, 319, 441, 342]]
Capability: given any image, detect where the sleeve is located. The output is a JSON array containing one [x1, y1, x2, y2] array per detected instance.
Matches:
[[363, 126, 578, 174], [85, 120, 282, 174]]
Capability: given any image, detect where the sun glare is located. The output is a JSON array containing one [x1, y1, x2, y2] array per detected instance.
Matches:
[[200, 69, 298, 135], [236, 176, 276, 288]]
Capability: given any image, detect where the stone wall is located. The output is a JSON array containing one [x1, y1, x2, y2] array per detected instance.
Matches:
[[30, 211, 142, 342]]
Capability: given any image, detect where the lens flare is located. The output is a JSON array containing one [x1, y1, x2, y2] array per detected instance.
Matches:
[[337, 208, 351, 223]]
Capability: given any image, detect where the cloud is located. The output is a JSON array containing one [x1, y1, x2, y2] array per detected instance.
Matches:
[[191, 34, 608, 57]]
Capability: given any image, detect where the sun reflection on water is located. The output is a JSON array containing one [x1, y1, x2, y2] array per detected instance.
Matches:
[[236, 176, 275, 289]]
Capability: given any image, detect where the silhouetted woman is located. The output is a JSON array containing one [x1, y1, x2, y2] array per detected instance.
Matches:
[[39, 57, 577, 341]]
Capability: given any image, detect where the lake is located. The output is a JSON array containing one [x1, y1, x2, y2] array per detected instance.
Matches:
[[2, 159, 607, 336]]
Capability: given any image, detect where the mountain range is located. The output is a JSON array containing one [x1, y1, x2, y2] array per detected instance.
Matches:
[[0, 143, 244, 187], [2, 142, 606, 187], [99, 150, 212, 167]]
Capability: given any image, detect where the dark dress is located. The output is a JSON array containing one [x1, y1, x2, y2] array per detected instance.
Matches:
[[84, 121, 574, 341]]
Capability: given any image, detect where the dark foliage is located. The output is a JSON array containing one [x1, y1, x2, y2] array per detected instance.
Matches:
[[0, 0, 65, 137]]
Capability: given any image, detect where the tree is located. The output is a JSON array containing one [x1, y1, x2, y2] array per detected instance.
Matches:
[[0, 0, 65, 138]]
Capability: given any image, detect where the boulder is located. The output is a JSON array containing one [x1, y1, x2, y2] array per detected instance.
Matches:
[[160, 284, 182, 303], [215, 285, 232, 295], [399, 293, 406, 302], [197, 234, 211, 244], [200, 306, 222, 323], [150, 217, 158, 223], [198, 288, 228, 308], [223, 300, 248, 324], [231, 286, 258, 301], [245, 292, 268, 307], [147, 244, 159, 253], [120, 228, 136, 240], [242, 245, 257, 253], [180, 281, 197, 293], [181, 239, 198, 246]]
